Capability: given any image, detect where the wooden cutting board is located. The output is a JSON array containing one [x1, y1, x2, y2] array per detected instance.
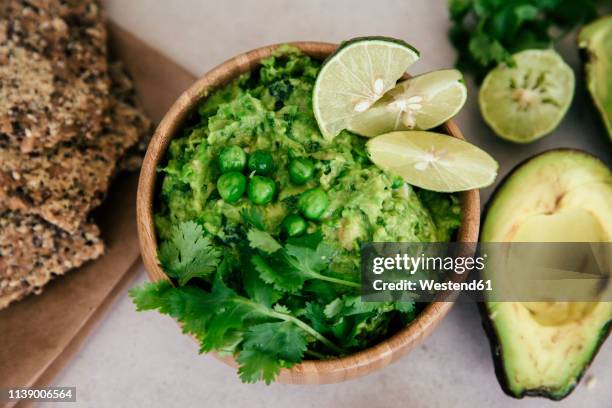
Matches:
[[0, 23, 196, 407]]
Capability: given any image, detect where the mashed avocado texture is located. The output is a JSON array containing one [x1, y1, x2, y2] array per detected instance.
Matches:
[[156, 46, 460, 258]]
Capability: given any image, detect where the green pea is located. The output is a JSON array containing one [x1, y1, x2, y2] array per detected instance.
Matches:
[[248, 175, 276, 205], [218, 146, 247, 173], [217, 172, 246, 203], [282, 214, 307, 237], [298, 188, 329, 220], [248, 150, 274, 175], [391, 176, 404, 189], [288, 157, 315, 185]]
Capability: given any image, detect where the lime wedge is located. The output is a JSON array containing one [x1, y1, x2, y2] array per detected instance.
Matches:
[[348, 69, 467, 137], [366, 131, 498, 192], [313, 37, 420, 140], [479, 49, 575, 143]]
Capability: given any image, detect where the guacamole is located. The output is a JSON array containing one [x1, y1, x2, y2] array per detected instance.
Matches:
[[135, 45, 463, 383], [156, 46, 460, 258]]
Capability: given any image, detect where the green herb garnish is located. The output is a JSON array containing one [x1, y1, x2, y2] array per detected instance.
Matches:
[[158, 221, 221, 286], [130, 221, 409, 384], [448, 0, 599, 80]]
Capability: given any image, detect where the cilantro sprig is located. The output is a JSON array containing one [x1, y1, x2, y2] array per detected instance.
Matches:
[[131, 221, 369, 384], [130, 275, 344, 383], [130, 220, 415, 383], [449, 0, 599, 80]]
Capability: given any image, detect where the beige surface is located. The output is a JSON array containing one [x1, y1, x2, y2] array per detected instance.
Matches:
[[47, 0, 610, 407]]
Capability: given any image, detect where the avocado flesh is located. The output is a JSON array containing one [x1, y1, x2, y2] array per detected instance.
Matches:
[[579, 15, 612, 140], [481, 150, 612, 400]]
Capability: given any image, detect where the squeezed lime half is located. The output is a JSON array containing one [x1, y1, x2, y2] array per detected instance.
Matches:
[[366, 131, 498, 192], [313, 37, 420, 140], [479, 49, 575, 143], [348, 69, 467, 137]]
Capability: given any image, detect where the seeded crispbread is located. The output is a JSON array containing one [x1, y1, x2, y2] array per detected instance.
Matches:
[[0, 211, 104, 310], [0, 0, 109, 153], [0, 80, 150, 232], [110, 62, 154, 172]]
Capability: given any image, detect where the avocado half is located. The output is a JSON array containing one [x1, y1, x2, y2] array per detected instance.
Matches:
[[480, 149, 612, 400], [579, 15, 612, 140]]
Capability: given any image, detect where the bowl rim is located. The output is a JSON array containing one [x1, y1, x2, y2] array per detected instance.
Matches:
[[136, 41, 480, 384]]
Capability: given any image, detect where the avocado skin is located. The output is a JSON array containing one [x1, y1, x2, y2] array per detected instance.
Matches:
[[578, 46, 608, 140], [478, 148, 611, 400], [478, 302, 610, 400], [578, 15, 612, 141]]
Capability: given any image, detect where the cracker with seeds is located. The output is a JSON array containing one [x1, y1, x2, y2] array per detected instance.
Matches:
[[0, 90, 150, 233], [0, 211, 104, 310], [109, 62, 154, 172], [0, 0, 109, 152]]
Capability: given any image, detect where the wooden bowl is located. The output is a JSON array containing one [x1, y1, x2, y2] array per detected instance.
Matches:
[[137, 42, 480, 384]]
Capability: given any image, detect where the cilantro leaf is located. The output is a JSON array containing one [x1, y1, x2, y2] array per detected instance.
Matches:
[[238, 321, 307, 384], [303, 302, 329, 334], [323, 298, 344, 319], [236, 349, 280, 384], [341, 296, 395, 316], [284, 241, 335, 275], [323, 296, 388, 319], [247, 229, 282, 253], [468, 32, 511, 67], [130, 280, 212, 339], [273, 304, 291, 314], [129, 280, 175, 312], [242, 259, 282, 307], [252, 253, 305, 292], [395, 301, 416, 314], [158, 221, 221, 286], [240, 207, 265, 230], [448, 0, 599, 80], [245, 321, 307, 362], [286, 230, 323, 249]]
